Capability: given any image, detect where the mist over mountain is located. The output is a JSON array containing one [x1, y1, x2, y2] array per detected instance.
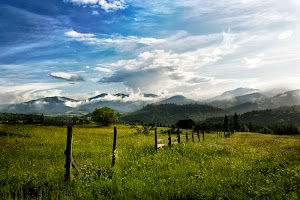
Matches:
[[1, 88, 300, 116], [230, 89, 300, 113], [1, 97, 80, 114], [206, 88, 260, 102]]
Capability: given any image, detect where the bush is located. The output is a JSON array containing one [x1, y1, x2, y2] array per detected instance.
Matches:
[[92, 107, 118, 126], [240, 124, 249, 132], [259, 126, 273, 134]]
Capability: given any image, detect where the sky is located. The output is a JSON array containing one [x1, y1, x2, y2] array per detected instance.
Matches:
[[1, 0, 300, 104]]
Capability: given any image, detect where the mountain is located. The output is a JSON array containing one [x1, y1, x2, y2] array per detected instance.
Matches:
[[2, 89, 300, 116], [88, 93, 157, 101], [88, 93, 108, 101], [209, 93, 268, 108], [77, 100, 147, 113], [207, 88, 259, 102], [0, 93, 158, 115], [229, 89, 300, 114], [120, 103, 229, 125], [158, 95, 196, 105], [1, 97, 81, 114]]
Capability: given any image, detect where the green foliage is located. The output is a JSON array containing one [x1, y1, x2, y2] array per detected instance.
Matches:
[[240, 124, 249, 132], [0, 124, 299, 199], [92, 107, 118, 126], [223, 115, 229, 132], [259, 126, 274, 134], [233, 112, 240, 131]]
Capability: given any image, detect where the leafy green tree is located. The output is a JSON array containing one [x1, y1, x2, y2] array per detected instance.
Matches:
[[92, 107, 118, 126], [240, 124, 249, 132]]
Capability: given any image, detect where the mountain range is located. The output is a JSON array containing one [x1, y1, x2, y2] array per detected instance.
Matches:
[[1, 88, 300, 118]]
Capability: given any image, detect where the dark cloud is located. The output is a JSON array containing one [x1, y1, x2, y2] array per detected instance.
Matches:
[[186, 77, 211, 83], [169, 73, 185, 80], [99, 67, 174, 91]]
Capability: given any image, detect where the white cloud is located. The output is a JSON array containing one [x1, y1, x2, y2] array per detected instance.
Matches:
[[278, 30, 293, 40], [94, 67, 113, 73], [65, 31, 95, 38], [99, 0, 127, 12], [98, 31, 238, 93], [65, 30, 165, 48], [64, 0, 127, 12], [50, 72, 85, 81], [242, 53, 265, 68], [92, 10, 99, 15], [85, 66, 90, 69], [242, 57, 262, 69]]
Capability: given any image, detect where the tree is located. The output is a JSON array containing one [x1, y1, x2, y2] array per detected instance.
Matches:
[[224, 115, 229, 132], [40, 114, 45, 125], [233, 112, 240, 131], [92, 107, 118, 126]]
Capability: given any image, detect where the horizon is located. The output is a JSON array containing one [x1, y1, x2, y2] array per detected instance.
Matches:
[[1, 0, 300, 105]]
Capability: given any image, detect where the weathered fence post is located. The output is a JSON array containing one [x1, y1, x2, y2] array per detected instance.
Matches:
[[177, 128, 180, 144], [112, 126, 117, 167], [197, 129, 200, 142], [202, 130, 205, 141], [168, 129, 171, 147], [155, 128, 158, 151], [186, 132, 188, 143], [192, 131, 194, 142], [65, 126, 73, 181]]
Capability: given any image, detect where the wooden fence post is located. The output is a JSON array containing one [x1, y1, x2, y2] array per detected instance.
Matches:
[[155, 128, 157, 151], [202, 130, 205, 141], [112, 126, 117, 167], [168, 130, 171, 147], [65, 126, 73, 181], [186, 132, 188, 143], [192, 131, 194, 143], [177, 128, 180, 144], [197, 129, 200, 142]]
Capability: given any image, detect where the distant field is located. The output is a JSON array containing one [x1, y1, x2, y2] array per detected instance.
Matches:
[[0, 124, 299, 199]]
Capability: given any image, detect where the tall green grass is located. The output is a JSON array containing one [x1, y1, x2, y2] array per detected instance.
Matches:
[[0, 124, 299, 199]]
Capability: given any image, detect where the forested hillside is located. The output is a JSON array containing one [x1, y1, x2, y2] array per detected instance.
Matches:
[[205, 105, 300, 126], [120, 103, 228, 125]]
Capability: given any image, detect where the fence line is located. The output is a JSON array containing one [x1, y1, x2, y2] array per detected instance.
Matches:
[[64, 126, 234, 180]]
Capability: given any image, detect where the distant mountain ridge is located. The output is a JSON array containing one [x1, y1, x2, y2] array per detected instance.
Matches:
[[120, 103, 228, 125], [1, 89, 300, 116], [206, 87, 260, 102], [158, 95, 196, 105]]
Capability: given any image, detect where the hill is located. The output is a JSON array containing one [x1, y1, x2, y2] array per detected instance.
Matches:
[[158, 95, 196, 105], [120, 103, 228, 125], [206, 105, 300, 126]]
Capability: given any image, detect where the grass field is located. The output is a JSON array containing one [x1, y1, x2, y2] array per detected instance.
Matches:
[[0, 124, 299, 199]]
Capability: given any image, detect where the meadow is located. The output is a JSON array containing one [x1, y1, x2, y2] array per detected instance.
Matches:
[[0, 124, 299, 199]]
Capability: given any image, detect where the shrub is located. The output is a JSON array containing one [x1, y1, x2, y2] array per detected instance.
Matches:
[[259, 126, 273, 134], [240, 124, 249, 132]]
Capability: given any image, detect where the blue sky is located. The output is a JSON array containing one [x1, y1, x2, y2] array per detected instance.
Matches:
[[1, 0, 300, 104]]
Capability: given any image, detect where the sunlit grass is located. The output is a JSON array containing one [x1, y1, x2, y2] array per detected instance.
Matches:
[[0, 124, 299, 199]]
